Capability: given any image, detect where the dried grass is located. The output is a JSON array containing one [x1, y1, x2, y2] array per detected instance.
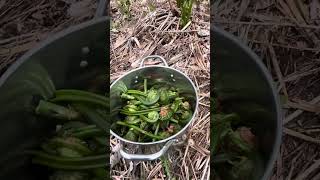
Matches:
[[110, 0, 210, 179], [0, 0, 97, 74], [213, 0, 320, 179]]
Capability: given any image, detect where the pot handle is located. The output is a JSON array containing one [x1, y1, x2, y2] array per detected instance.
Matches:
[[139, 55, 169, 67], [119, 139, 178, 161]]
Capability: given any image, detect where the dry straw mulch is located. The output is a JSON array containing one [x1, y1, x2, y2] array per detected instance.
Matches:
[[0, 0, 98, 74], [110, 0, 210, 179], [213, 0, 320, 180]]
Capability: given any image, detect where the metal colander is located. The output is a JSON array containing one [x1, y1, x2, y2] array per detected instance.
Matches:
[[110, 55, 199, 161]]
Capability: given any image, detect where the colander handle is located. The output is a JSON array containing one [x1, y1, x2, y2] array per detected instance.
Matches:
[[119, 139, 178, 161], [139, 55, 168, 67]]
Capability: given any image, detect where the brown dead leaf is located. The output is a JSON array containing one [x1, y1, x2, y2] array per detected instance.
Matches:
[[67, 0, 92, 18], [285, 0, 306, 24], [32, 12, 44, 20], [255, 0, 274, 10], [237, 0, 250, 21], [310, 0, 320, 21], [16, 23, 23, 33], [297, 41, 307, 49], [277, 0, 296, 22], [167, 124, 175, 133], [188, 65, 202, 71], [131, 60, 140, 68], [197, 29, 209, 37], [169, 53, 183, 64], [237, 127, 256, 146], [295, 0, 309, 23], [113, 36, 127, 49], [0, 0, 5, 9]]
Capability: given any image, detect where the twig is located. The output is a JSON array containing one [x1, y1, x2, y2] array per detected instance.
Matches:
[[286, 151, 303, 180], [294, 159, 320, 180], [199, 102, 209, 107], [0, 32, 36, 45], [284, 128, 320, 144], [283, 142, 305, 161], [200, 158, 209, 180], [214, 20, 320, 29], [269, 45, 288, 96], [0, 0, 24, 19], [152, 30, 199, 33], [249, 40, 320, 52], [311, 171, 320, 180], [187, 153, 198, 180], [277, 144, 283, 180], [286, 101, 320, 113], [284, 94, 320, 124], [284, 67, 320, 82]]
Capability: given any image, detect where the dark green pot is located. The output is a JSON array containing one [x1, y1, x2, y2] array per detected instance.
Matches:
[[213, 26, 282, 180], [0, 17, 109, 179]]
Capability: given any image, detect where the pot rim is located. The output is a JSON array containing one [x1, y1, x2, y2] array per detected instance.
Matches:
[[213, 26, 283, 180], [110, 65, 199, 145]]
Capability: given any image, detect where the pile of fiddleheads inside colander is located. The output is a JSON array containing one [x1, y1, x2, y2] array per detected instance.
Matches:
[[111, 78, 194, 143]]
